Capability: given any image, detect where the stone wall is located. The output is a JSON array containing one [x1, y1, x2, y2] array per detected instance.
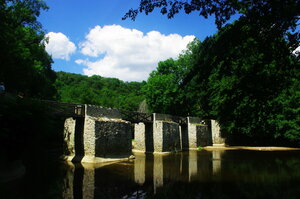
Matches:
[[85, 104, 121, 119], [162, 122, 181, 152], [134, 123, 146, 152], [82, 116, 132, 162], [94, 119, 131, 158], [153, 113, 181, 153], [196, 125, 212, 147], [81, 105, 132, 162], [187, 119, 197, 149], [64, 117, 76, 159], [180, 124, 188, 150], [153, 121, 163, 152], [145, 123, 154, 152], [187, 117, 212, 149], [211, 120, 225, 146], [153, 113, 174, 122]]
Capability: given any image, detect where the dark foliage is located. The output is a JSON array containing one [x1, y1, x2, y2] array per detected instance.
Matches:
[[124, 0, 300, 31], [140, 0, 300, 145], [0, 96, 65, 163], [0, 0, 56, 99]]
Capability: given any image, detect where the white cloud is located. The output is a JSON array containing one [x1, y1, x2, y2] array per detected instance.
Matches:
[[293, 46, 300, 56], [77, 25, 195, 81], [45, 32, 76, 61]]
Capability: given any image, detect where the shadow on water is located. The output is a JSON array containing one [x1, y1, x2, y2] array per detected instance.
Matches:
[[73, 165, 84, 199], [2, 150, 300, 199]]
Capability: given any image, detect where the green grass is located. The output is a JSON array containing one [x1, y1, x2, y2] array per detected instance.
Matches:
[[191, 123, 208, 126], [197, 146, 203, 151]]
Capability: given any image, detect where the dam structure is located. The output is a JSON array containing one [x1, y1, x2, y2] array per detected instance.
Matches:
[[64, 104, 225, 163]]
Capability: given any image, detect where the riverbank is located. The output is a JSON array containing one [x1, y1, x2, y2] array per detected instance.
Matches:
[[204, 146, 300, 151]]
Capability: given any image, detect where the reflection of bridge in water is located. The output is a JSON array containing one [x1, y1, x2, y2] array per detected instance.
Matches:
[[63, 150, 224, 199], [63, 104, 226, 163]]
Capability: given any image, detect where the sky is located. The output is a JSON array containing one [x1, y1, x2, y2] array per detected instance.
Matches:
[[39, 0, 222, 82]]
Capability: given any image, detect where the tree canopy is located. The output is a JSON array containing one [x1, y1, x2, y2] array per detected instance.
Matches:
[[145, 18, 300, 145], [0, 0, 55, 99], [124, 0, 300, 31], [143, 39, 200, 115], [124, 0, 300, 54], [55, 72, 146, 111], [138, 0, 300, 145]]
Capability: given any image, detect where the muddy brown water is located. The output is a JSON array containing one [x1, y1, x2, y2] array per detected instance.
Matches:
[[2, 150, 300, 199]]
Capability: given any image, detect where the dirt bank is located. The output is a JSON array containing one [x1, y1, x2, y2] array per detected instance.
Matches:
[[204, 146, 300, 151]]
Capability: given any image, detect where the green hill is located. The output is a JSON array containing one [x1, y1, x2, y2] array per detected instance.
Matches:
[[54, 72, 146, 111]]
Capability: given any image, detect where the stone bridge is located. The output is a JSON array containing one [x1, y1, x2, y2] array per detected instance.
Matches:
[[64, 105, 225, 163]]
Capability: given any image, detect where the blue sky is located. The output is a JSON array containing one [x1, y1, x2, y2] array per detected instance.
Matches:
[[39, 0, 224, 81]]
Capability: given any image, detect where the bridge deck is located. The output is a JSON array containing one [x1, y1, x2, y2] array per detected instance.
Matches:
[[41, 100, 85, 118], [120, 110, 153, 123], [42, 101, 193, 124]]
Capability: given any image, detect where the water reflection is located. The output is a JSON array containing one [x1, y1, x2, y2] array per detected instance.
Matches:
[[153, 155, 163, 193], [6, 150, 300, 198], [63, 151, 219, 198], [63, 163, 74, 199], [212, 150, 223, 175], [82, 165, 95, 199], [60, 150, 300, 198], [134, 155, 145, 185], [188, 151, 197, 181]]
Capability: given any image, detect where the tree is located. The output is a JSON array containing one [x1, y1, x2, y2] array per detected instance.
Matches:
[[184, 19, 300, 145], [0, 0, 55, 98], [55, 72, 145, 111], [144, 68, 183, 114], [143, 39, 201, 116], [133, 0, 300, 145], [124, 0, 300, 31], [124, 0, 300, 55]]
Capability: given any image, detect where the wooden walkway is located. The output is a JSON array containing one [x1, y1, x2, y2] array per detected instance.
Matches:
[[42, 100, 188, 124], [41, 100, 85, 118]]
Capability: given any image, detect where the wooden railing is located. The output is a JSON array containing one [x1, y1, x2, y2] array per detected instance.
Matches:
[[120, 110, 153, 123], [40, 100, 85, 118]]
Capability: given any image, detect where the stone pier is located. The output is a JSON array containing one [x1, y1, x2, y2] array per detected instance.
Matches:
[[134, 113, 182, 153], [82, 105, 132, 163], [64, 117, 85, 162], [133, 122, 153, 153], [64, 103, 225, 162], [153, 113, 181, 153], [64, 118, 76, 161], [64, 105, 133, 163], [211, 120, 225, 146], [133, 114, 219, 153], [134, 123, 146, 152], [187, 117, 212, 150]]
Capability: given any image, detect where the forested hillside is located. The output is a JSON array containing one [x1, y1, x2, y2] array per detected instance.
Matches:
[[54, 72, 146, 111]]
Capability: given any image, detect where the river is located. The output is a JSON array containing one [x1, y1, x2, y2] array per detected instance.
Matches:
[[2, 150, 300, 198]]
